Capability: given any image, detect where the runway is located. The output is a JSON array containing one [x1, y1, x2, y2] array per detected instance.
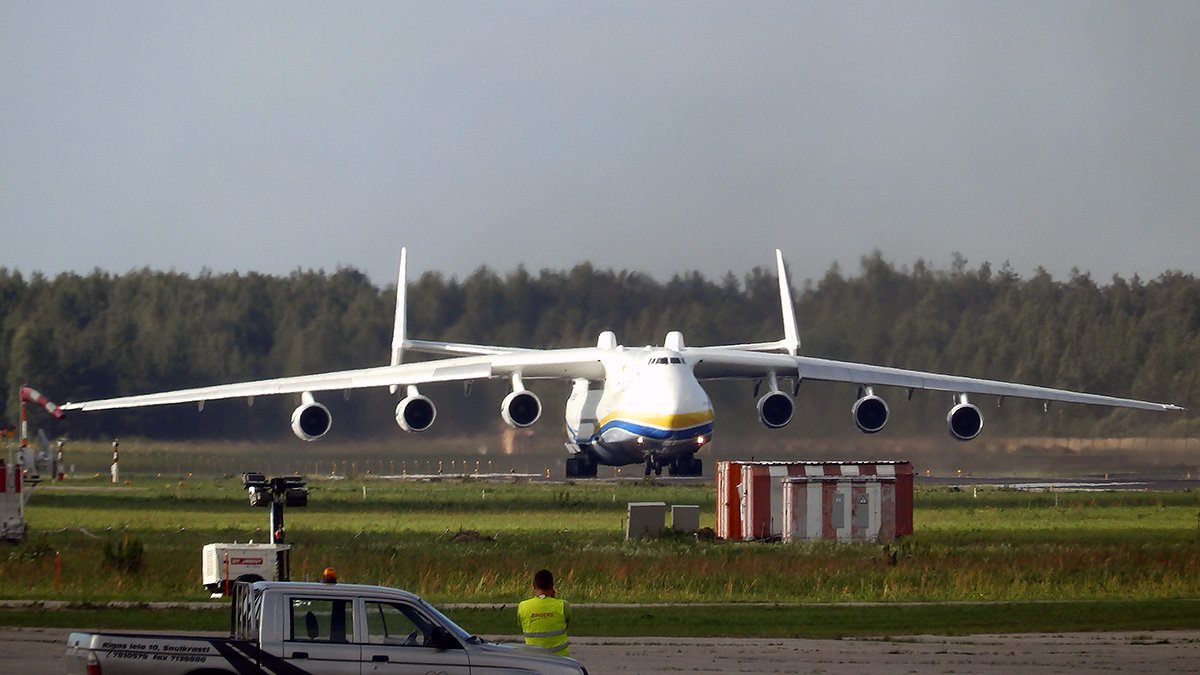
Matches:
[[919, 474, 1198, 491], [352, 471, 1199, 491]]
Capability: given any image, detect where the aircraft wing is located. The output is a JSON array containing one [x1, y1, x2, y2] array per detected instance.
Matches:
[[489, 348, 607, 379], [61, 358, 496, 411], [61, 349, 607, 412], [687, 348, 1184, 412], [403, 338, 536, 357]]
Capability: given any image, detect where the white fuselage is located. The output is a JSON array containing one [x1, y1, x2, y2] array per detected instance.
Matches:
[[564, 348, 714, 466]]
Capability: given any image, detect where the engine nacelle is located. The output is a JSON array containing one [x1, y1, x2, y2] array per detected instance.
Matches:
[[396, 394, 437, 433], [501, 390, 542, 428], [947, 402, 984, 441], [291, 401, 332, 441], [852, 394, 889, 434], [757, 391, 794, 429]]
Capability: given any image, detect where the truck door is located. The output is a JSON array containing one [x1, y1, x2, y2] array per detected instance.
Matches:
[[361, 600, 470, 674], [284, 596, 362, 674]]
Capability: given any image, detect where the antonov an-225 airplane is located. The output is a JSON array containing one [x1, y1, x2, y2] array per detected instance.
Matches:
[[63, 250, 1183, 478]]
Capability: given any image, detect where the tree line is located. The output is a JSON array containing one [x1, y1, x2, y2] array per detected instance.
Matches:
[[1, 253, 1196, 440]]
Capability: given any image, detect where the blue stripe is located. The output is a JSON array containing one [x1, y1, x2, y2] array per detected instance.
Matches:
[[598, 419, 713, 441]]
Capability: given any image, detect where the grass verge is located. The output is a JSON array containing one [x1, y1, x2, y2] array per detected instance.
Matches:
[[4, 600, 1198, 638], [12, 479, 1200, 604]]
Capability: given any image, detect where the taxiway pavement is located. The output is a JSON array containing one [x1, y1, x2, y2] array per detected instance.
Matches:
[[12, 628, 1200, 674]]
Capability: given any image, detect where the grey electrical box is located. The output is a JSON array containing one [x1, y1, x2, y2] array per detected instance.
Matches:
[[626, 502, 666, 539], [671, 505, 700, 533]]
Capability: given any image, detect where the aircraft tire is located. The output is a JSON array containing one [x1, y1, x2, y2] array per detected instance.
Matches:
[[566, 456, 599, 479], [668, 456, 703, 477]]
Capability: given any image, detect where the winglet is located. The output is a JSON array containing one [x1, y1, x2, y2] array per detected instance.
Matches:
[[776, 249, 800, 355], [389, 248, 407, 393]]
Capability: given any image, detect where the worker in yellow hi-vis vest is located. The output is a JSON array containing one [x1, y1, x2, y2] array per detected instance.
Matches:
[[517, 569, 571, 656]]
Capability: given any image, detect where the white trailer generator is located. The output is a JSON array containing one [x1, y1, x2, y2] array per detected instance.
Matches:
[[202, 542, 290, 595]]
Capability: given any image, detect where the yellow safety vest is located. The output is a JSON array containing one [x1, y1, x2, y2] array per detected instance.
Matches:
[[518, 594, 571, 656]]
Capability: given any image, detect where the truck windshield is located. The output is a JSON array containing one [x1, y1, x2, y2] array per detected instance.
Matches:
[[419, 599, 476, 642]]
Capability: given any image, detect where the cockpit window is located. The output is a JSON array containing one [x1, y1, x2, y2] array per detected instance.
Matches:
[[648, 356, 684, 365]]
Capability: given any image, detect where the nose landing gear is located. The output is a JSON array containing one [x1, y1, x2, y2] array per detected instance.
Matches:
[[644, 454, 663, 477]]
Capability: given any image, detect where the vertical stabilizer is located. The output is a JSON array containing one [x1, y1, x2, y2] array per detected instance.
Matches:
[[775, 249, 800, 355], [389, 249, 407, 393]]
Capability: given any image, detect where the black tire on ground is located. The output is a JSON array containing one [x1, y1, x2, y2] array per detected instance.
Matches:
[[668, 456, 703, 477], [566, 456, 599, 479]]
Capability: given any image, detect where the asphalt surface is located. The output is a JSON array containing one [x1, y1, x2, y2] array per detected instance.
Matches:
[[20, 628, 1200, 674]]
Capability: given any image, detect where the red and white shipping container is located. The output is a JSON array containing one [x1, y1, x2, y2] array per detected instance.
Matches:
[[715, 460, 913, 541], [781, 475, 897, 542]]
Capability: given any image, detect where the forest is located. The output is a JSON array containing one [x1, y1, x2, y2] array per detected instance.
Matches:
[[0, 252, 1196, 441]]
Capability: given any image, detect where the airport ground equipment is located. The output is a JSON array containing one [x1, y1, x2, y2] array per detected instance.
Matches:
[[242, 472, 308, 546], [65, 580, 589, 675], [17, 385, 66, 481], [670, 504, 700, 533], [202, 542, 292, 595], [0, 456, 25, 542], [781, 475, 898, 542], [208, 472, 309, 593], [626, 502, 667, 539], [716, 460, 913, 541], [1, 386, 67, 541]]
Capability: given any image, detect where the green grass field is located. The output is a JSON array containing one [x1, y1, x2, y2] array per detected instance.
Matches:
[[4, 476, 1200, 636], [2, 600, 1197, 638]]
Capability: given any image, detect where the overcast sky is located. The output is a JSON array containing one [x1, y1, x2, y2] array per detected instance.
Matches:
[[2, 1, 1198, 287]]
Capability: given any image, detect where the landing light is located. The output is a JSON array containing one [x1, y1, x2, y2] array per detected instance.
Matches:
[[696, 435, 707, 445], [636, 436, 644, 445]]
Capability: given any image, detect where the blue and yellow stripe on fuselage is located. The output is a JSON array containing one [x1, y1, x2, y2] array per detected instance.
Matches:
[[588, 409, 714, 464]]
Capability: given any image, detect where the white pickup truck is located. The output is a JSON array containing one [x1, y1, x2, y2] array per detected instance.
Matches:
[[66, 581, 587, 674]]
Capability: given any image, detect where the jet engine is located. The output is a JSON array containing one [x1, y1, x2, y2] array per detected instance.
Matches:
[[291, 399, 332, 441], [501, 389, 542, 428], [947, 399, 984, 441], [852, 391, 889, 434], [396, 394, 437, 433], [757, 391, 794, 429]]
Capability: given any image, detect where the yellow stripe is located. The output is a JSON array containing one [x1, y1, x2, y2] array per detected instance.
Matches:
[[598, 409, 714, 431]]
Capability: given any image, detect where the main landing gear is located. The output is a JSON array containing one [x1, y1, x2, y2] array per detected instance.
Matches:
[[565, 454, 598, 479], [668, 455, 703, 477], [642, 455, 704, 477]]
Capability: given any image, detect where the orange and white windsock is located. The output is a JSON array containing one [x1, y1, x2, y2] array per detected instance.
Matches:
[[20, 386, 65, 419]]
